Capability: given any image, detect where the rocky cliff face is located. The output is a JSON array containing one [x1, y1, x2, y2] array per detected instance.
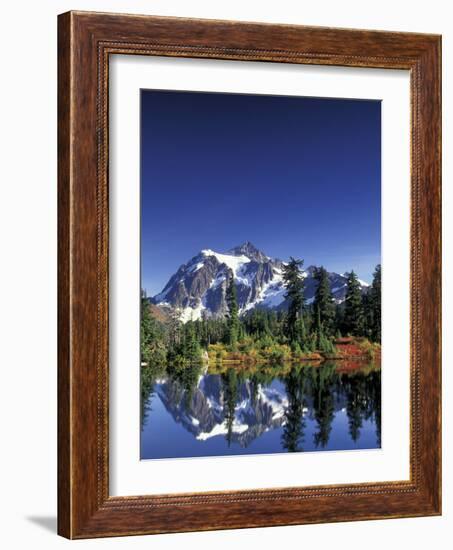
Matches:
[[152, 241, 369, 322]]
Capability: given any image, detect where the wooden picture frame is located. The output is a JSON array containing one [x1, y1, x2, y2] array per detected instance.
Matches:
[[58, 10, 441, 539]]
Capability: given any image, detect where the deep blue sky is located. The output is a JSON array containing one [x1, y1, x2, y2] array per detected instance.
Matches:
[[141, 90, 381, 296]]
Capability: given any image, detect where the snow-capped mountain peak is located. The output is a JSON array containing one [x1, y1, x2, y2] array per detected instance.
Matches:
[[152, 242, 369, 322], [227, 241, 269, 263]]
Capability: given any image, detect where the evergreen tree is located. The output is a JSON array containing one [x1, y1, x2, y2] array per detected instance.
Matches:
[[313, 266, 335, 336], [184, 321, 202, 363], [370, 264, 381, 343], [362, 291, 373, 340], [141, 292, 154, 364], [225, 272, 239, 348], [282, 257, 305, 345], [293, 317, 307, 350], [140, 291, 167, 366], [168, 306, 182, 348], [343, 270, 365, 336], [334, 303, 345, 337]]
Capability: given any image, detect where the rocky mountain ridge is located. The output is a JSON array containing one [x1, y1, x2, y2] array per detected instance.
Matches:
[[151, 241, 369, 322]]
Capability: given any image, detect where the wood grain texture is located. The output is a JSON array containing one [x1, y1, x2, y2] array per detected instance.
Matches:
[[57, 11, 72, 538], [57, 11, 442, 539]]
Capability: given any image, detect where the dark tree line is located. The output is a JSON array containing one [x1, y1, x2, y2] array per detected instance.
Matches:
[[141, 261, 381, 366]]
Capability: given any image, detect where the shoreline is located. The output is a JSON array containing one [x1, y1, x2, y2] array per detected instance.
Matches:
[[142, 352, 380, 370], [141, 338, 381, 370], [206, 353, 379, 367]]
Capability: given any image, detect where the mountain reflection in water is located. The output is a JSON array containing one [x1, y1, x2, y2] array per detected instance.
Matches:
[[140, 362, 381, 459]]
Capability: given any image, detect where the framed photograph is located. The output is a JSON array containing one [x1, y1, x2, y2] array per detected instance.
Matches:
[[58, 11, 441, 538]]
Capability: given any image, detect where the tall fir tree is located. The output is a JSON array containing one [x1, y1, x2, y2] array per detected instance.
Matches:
[[294, 317, 307, 350], [343, 270, 365, 336], [168, 306, 182, 348], [184, 321, 202, 363], [334, 303, 345, 337], [370, 264, 381, 343], [140, 291, 167, 365], [362, 291, 373, 340], [225, 272, 239, 348], [140, 292, 154, 364], [313, 266, 335, 336], [282, 257, 305, 344]]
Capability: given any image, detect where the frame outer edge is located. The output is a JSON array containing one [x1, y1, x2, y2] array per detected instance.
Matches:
[[410, 38, 442, 515], [434, 35, 442, 515], [438, 35, 442, 515], [425, 36, 442, 515], [57, 10, 442, 538], [60, 10, 106, 538], [57, 11, 73, 540]]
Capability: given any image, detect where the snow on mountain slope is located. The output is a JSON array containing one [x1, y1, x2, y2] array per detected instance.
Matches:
[[201, 249, 250, 275]]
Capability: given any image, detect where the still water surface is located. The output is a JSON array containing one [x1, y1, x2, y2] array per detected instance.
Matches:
[[141, 362, 381, 460]]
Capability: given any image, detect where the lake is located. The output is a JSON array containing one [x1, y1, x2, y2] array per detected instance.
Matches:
[[140, 361, 381, 460]]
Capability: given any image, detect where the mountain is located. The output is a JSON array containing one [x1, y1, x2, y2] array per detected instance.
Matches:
[[151, 241, 369, 322]]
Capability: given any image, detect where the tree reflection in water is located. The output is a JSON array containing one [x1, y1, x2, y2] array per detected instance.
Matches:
[[311, 363, 336, 449], [281, 366, 308, 452], [141, 361, 381, 456]]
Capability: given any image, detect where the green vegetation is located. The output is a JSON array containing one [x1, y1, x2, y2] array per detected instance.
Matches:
[[313, 267, 335, 331], [166, 317, 203, 366], [369, 264, 381, 342], [140, 291, 167, 366], [225, 273, 240, 348], [141, 261, 382, 367], [282, 257, 306, 345], [343, 270, 366, 336]]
